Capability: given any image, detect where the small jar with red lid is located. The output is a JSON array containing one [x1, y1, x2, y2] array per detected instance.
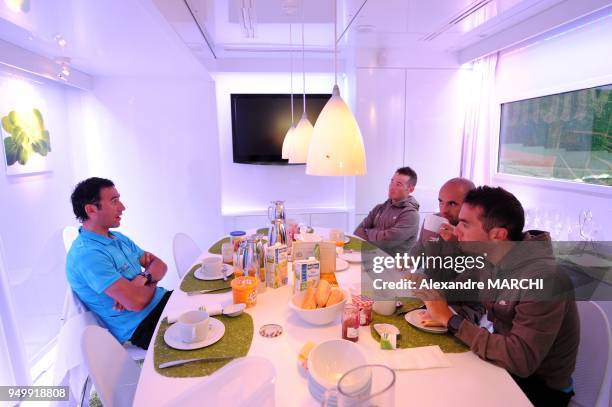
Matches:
[[352, 295, 374, 326], [342, 304, 360, 342]]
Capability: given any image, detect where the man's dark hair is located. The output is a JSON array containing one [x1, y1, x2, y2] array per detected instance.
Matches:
[[396, 166, 417, 187], [71, 177, 115, 222], [463, 186, 525, 241]]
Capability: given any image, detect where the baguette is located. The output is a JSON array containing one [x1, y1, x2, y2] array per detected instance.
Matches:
[[325, 288, 344, 307], [421, 319, 445, 327], [315, 280, 331, 308], [301, 283, 317, 309]]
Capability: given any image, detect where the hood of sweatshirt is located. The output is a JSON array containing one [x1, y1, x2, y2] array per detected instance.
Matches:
[[391, 195, 420, 211]]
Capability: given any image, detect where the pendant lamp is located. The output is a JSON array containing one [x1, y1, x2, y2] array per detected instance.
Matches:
[[306, 0, 366, 175], [288, 3, 313, 164], [281, 22, 296, 160]]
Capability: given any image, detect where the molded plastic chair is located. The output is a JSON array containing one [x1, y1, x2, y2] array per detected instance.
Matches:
[[81, 325, 141, 407], [165, 356, 276, 407], [172, 233, 201, 279], [63, 225, 79, 252], [569, 301, 611, 407], [61, 225, 147, 361]]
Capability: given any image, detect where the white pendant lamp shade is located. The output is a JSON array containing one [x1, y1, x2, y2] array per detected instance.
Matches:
[[306, 85, 367, 175], [289, 113, 313, 163], [281, 125, 295, 159]]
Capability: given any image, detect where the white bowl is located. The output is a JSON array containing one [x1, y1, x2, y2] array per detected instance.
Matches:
[[307, 339, 368, 389], [288, 289, 347, 326]]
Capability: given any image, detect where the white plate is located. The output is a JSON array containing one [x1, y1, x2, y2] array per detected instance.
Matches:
[[343, 235, 351, 244], [404, 309, 448, 334], [340, 251, 362, 263], [335, 258, 349, 272], [194, 264, 235, 281], [163, 317, 226, 350]]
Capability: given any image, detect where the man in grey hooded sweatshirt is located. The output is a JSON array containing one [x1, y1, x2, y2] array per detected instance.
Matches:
[[354, 166, 420, 246]]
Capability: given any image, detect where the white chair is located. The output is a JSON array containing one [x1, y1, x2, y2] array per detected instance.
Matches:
[[63, 225, 79, 252], [81, 325, 141, 407], [173, 233, 201, 279], [164, 356, 276, 407], [61, 225, 147, 361], [569, 301, 611, 407]]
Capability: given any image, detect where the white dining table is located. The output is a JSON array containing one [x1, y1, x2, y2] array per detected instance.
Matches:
[[134, 230, 531, 407]]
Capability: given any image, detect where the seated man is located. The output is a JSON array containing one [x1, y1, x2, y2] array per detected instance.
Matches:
[[418, 177, 475, 243], [422, 186, 579, 407], [66, 177, 170, 349], [354, 166, 420, 246]]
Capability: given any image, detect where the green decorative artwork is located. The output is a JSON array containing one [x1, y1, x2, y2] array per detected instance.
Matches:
[[1, 108, 52, 175]]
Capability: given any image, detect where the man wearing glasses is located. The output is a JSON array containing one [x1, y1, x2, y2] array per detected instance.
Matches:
[[354, 166, 420, 246]]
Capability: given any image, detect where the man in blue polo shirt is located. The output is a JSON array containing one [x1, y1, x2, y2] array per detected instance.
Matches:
[[66, 177, 171, 349]]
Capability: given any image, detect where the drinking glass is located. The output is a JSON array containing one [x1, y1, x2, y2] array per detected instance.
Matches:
[[322, 364, 396, 406]]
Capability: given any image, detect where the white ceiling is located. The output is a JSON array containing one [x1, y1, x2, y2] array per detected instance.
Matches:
[[157, 0, 612, 65], [0, 0, 610, 77]]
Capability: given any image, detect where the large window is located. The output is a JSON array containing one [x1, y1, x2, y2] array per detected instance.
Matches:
[[498, 84, 612, 186]]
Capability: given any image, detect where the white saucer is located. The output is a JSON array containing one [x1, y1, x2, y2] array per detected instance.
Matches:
[[194, 264, 234, 281], [163, 318, 226, 350], [404, 309, 448, 334], [335, 258, 349, 271], [340, 251, 362, 263]]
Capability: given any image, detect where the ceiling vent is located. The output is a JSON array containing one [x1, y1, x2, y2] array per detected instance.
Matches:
[[422, 0, 493, 41]]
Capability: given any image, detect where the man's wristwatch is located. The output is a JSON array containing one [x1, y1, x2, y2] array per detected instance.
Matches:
[[139, 271, 153, 285], [447, 314, 465, 334]]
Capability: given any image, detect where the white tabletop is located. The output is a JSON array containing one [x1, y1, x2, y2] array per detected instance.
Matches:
[[134, 231, 531, 407]]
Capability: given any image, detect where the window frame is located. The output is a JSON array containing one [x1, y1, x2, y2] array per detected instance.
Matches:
[[491, 81, 612, 197]]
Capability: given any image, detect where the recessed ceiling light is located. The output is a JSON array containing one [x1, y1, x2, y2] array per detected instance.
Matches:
[[54, 34, 67, 48], [4, 0, 30, 13], [356, 24, 375, 33]]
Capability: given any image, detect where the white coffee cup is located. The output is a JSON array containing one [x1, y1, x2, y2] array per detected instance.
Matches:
[[201, 257, 223, 276], [423, 214, 449, 233], [177, 310, 209, 343], [373, 300, 397, 316]]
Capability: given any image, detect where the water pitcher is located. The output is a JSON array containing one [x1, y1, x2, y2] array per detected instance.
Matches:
[[236, 237, 260, 277], [267, 200, 286, 222], [268, 219, 287, 246]]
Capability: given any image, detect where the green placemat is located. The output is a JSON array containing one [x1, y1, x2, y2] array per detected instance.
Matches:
[[153, 313, 254, 377], [208, 237, 230, 254], [370, 299, 469, 353], [180, 264, 234, 293], [344, 235, 364, 251]]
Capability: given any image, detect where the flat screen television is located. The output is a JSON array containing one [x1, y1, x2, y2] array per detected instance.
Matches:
[[230, 93, 331, 164]]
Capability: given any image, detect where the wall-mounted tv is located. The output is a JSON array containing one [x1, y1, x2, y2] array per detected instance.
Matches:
[[230, 93, 331, 165]]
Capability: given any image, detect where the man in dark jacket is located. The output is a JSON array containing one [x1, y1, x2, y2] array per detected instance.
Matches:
[[354, 166, 420, 247], [422, 186, 579, 407]]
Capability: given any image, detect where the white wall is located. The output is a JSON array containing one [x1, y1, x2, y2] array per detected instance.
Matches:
[[71, 76, 223, 289], [353, 53, 472, 227], [0, 70, 76, 362], [213, 73, 350, 216]]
